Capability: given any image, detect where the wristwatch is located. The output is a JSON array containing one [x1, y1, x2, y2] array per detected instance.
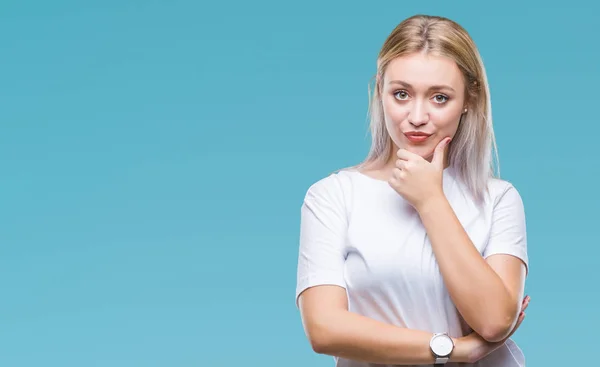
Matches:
[[429, 332, 454, 365]]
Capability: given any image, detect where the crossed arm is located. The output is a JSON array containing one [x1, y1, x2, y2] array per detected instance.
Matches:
[[299, 285, 467, 365], [417, 194, 527, 342], [297, 178, 528, 364]]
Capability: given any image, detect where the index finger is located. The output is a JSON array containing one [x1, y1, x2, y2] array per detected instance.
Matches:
[[396, 148, 421, 161]]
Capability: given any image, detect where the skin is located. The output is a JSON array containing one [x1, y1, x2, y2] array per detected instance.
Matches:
[[298, 52, 529, 364], [381, 52, 528, 342], [382, 52, 465, 166]]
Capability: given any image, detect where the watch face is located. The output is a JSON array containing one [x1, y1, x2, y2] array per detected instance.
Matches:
[[431, 334, 454, 356]]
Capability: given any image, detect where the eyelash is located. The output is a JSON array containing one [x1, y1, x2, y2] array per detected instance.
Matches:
[[393, 90, 450, 104]]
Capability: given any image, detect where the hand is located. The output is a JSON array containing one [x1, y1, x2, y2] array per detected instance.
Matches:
[[457, 295, 530, 364], [387, 137, 451, 210]]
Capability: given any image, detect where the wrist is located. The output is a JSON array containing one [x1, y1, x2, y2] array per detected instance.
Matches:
[[449, 336, 475, 364], [415, 192, 447, 214]]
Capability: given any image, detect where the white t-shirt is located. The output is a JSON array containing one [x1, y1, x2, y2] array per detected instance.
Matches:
[[295, 166, 529, 367]]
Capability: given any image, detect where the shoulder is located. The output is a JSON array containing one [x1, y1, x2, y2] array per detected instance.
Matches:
[[486, 177, 525, 209], [300, 170, 359, 226], [303, 169, 355, 203]]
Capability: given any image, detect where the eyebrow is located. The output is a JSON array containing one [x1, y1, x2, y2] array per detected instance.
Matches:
[[388, 80, 456, 93]]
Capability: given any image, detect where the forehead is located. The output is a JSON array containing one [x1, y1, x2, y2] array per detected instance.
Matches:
[[383, 52, 464, 90]]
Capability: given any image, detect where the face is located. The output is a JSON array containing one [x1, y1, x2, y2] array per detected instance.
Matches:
[[381, 52, 467, 162]]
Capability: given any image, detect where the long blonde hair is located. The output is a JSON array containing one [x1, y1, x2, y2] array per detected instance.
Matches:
[[352, 14, 499, 203]]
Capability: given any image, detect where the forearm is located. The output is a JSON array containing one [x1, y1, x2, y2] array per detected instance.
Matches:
[[308, 309, 470, 365], [417, 196, 518, 341]]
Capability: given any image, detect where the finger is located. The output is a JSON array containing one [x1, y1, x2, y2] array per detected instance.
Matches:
[[521, 295, 530, 311], [392, 167, 405, 180], [431, 137, 451, 169], [396, 148, 420, 161], [395, 159, 406, 170], [506, 312, 525, 340], [388, 174, 401, 188], [513, 313, 525, 334], [518, 310, 526, 327]]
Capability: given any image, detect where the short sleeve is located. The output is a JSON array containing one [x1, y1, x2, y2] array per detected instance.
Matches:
[[295, 174, 348, 307], [483, 183, 529, 274]]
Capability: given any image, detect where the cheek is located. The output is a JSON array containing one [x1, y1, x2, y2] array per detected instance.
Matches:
[[430, 109, 461, 132], [382, 98, 408, 124]]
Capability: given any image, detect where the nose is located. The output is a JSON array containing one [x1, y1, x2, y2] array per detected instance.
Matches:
[[408, 101, 429, 126]]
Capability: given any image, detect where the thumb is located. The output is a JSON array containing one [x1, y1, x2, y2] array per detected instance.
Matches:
[[432, 137, 451, 168]]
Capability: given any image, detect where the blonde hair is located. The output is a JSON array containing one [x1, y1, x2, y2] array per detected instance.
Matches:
[[352, 14, 499, 203]]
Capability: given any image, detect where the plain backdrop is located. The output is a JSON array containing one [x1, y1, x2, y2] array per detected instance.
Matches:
[[1, 1, 598, 366]]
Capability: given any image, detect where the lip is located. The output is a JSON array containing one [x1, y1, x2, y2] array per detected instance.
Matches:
[[404, 132, 432, 143]]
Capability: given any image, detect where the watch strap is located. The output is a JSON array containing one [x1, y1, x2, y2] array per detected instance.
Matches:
[[435, 356, 449, 364]]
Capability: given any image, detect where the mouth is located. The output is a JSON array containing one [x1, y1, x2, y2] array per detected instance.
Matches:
[[403, 132, 432, 143]]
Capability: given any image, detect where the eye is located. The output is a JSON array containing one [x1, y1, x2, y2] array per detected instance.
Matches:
[[433, 94, 449, 104], [394, 90, 410, 100]]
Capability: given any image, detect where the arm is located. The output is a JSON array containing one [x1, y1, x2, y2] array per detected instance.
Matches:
[[298, 285, 472, 365], [296, 174, 474, 364], [416, 185, 528, 342]]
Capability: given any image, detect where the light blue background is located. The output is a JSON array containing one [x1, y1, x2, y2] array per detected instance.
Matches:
[[1, 1, 597, 366]]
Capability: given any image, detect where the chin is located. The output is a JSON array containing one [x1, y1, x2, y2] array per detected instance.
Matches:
[[399, 143, 432, 159]]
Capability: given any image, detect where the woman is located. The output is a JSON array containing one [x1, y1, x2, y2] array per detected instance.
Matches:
[[295, 14, 530, 366]]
